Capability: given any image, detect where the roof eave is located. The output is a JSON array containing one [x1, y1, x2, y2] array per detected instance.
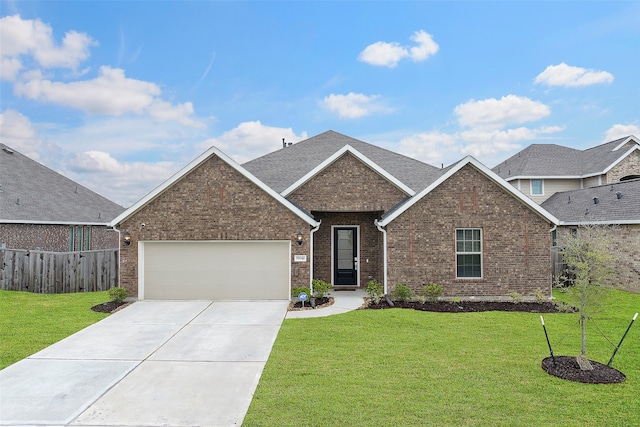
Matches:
[[1, 219, 113, 226]]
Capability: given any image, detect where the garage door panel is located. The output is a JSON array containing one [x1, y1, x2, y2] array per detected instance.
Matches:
[[142, 241, 290, 300]]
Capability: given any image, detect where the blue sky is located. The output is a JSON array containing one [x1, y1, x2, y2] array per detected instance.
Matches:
[[1, 1, 639, 206]]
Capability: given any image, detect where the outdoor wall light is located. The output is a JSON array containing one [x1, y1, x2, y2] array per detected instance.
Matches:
[[296, 231, 304, 245], [123, 232, 131, 246]]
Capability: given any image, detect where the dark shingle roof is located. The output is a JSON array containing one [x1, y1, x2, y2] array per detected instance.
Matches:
[[242, 130, 444, 193], [0, 144, 124, 223], [493, 136, 639, 179], [541, 179, 640, 224]]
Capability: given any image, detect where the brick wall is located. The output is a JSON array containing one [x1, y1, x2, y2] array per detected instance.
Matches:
[[556, 225, 640, 292], [118, 155, 311, 297], [385, 164, 552, 297], [0, 223, 118, 251], [607, 150, 640, 183], [288, 152, 408, 212]]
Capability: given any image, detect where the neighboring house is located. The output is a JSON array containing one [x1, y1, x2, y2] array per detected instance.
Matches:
[[541, 179, 640, 291], [493, 135, 640, 204], [110, 131, 558, 301], [0, 143, 124, 251]]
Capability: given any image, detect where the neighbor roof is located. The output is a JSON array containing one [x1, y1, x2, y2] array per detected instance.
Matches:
[[493, 135, 640, 180], [243, 130, 445, 194], [0, 144, 124, 224], [541, 178, 640, 225]]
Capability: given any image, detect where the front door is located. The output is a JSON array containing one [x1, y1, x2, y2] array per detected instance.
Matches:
[[333, 227, 358, 285]]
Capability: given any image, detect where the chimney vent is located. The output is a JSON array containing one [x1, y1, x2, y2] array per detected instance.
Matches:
[[593, 197, 599, 204], [616, 191, 623, 199]]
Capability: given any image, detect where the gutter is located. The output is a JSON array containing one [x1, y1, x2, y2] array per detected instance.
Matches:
[[110, 225, 122, 289], [374, 219, 388, 295]]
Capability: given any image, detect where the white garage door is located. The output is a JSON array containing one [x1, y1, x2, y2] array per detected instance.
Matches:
[[140, 241, 290, 300]]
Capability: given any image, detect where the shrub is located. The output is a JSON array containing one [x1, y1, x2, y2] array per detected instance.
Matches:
[[533, 289, 546, 303], [423, 282, 443, 302], [366, 280, 384, 304], [108, 287, 128, 303], [292, 287, 311, 299], [506, 291, 523, 304], [311, 279, 332, 299], [394, 284, 413, 302]]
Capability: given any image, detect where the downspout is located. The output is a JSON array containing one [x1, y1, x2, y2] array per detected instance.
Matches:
[[110, 225, 122, 289], [374, 219, 388, 295], [309, 220, 322, 293]]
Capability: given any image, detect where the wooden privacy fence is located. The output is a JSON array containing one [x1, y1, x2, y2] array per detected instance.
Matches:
[[0, 249, 118, 293]]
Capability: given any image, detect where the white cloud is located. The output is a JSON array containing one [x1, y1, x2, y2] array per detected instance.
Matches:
[[320, 92, 384, 119], [0, 56, 22, 81], [358, 30, 439, 67], [0, 109, 41, 158], [0, 15, 96, 71], [198, 121, 308, 164], [397, 132, 461, 165], [603, 123, 640, 142], [68, 150, 180, 206], [534, 62, 614, 87], [14, 66, 205, 127], [454, 95, 551, 129]]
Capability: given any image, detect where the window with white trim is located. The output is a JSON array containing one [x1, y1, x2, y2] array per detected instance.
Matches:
[[456, 228, 482, 278], [531, 179, 543, 195]]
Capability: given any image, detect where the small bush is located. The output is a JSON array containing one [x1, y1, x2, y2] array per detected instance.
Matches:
[[311, 279, 332, 298], [423, 282, 443, 302], [108, 287, 128, 303], [506, 291, 523, 304], [394, 284, 413, 302], [292, 287, 311, 298], [366, 280, 384, 304], [533, 289, 546, 303]]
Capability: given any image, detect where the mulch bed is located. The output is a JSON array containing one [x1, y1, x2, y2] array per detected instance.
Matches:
[[541, 356, 626, 383], [289, 297, 333, 311], [366, 300, 568, 313], [91, 301, 131, 313]]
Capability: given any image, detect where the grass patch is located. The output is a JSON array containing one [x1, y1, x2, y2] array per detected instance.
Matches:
[[244, 289, 639, 426], [0, 290, 111, 369]]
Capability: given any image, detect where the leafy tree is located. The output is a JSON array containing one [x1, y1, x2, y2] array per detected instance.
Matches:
[[560, 225, 617, 361]]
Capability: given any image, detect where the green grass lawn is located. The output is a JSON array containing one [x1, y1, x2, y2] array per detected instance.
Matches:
[[244, 289, 640, 426], [0, 290, 111, 369]]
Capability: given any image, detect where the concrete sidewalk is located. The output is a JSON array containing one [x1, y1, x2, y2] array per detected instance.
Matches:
[[0, 300, 289, 427], [286, 288, 367, 318]]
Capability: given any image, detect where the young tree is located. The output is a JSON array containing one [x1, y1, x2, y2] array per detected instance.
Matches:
[[560, 225, 617, 366]]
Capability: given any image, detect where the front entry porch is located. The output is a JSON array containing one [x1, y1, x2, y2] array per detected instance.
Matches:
[[312, 211, 383, 288]]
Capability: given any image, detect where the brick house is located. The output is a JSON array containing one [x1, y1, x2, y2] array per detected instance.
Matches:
[[542, 179, 640, 292], [110, 131, 558, 300], [494, 135, 640, 203], [0, 143, 124, 251]]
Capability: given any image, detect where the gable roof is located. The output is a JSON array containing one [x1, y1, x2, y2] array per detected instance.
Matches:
[[0, 144, 124, 225], [243, 130, 444, 194], [541, 178, 640, 225], [109, 145, 319, 228], [493, 135, 640, 180], [280, 144, 416, 197], [379, 156, 559, 226]]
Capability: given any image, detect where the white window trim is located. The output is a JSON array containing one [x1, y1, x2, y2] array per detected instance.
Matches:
[[455, 228, 483, 279], [530, 179, 544, 196]]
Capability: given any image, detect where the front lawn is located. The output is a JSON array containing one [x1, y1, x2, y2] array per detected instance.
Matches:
[[244, 289, 639, 426], [0, 290, 111, 369]]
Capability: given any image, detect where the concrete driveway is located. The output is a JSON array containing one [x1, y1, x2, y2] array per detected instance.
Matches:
[[0, 300, 289, 427]]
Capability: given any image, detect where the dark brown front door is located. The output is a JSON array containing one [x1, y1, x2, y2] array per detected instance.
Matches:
[[334, 227, 357, 285]]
